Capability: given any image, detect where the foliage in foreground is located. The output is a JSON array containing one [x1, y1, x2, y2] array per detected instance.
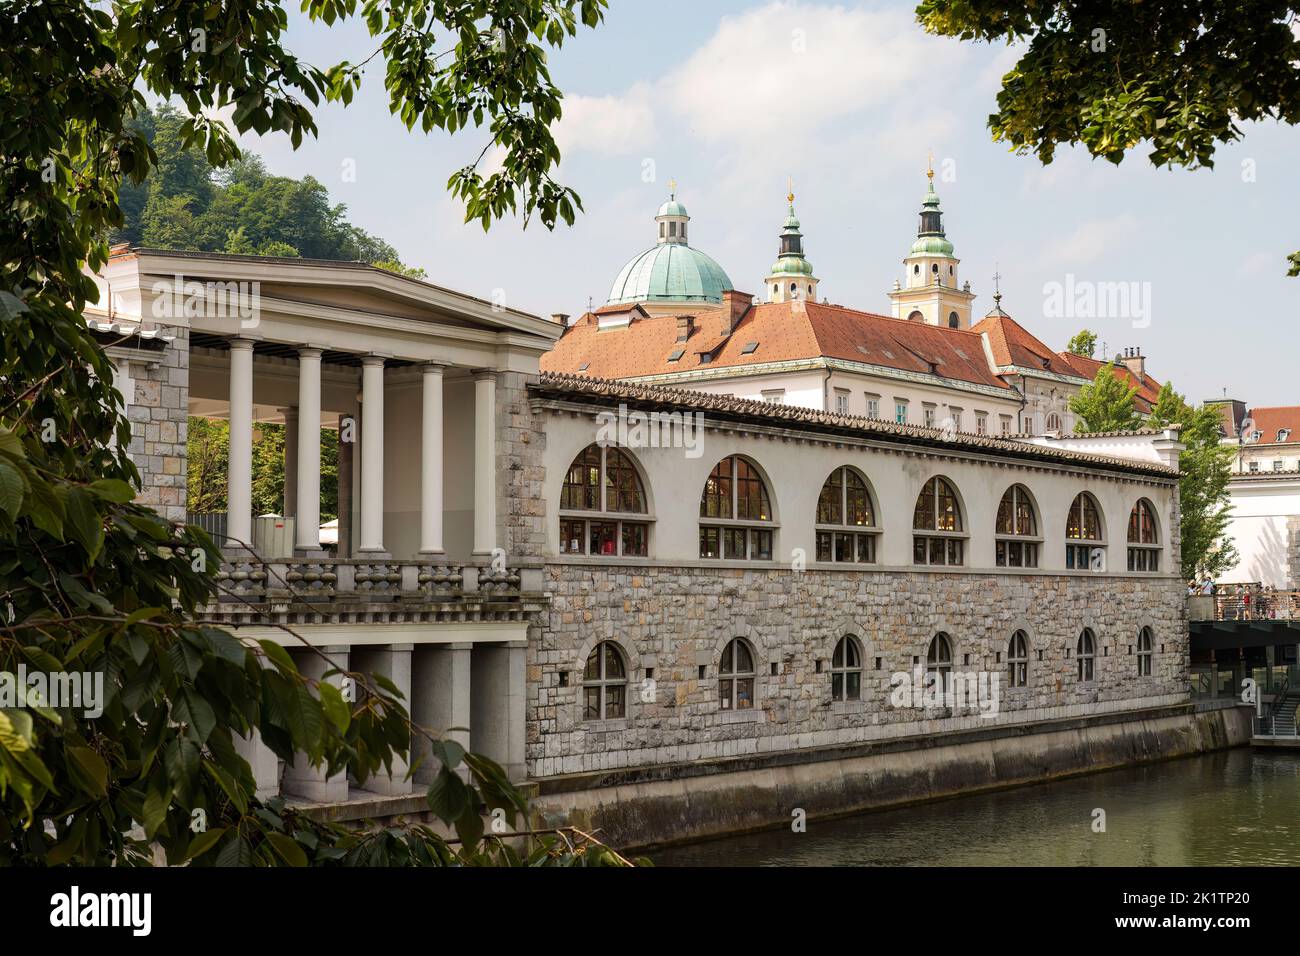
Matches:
[[0, 0, 620, 865]]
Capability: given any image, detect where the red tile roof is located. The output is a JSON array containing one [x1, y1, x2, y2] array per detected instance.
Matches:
[[971, 312, 1080, 378], [1243, 407, 1300, 445], [542, 298, 1014, 392], [1052, 352, 1163, 413]]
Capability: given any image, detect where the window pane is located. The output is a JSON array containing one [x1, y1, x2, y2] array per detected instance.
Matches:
[[736, 678, 754, 709], [621, 522, 647, 557], [584, 686, 601, 720], [584, 649, 600, 681], [929, 537, 944, 565], [720, 678, 733, 709], [735, 641, 753, 673], [699, 526, 720, 559], [605, 684, 625, 719], [818, 470, 843, 524], [834, 532, 851, 562], [589, 521, 617, 556], [846, 470, 873, 526], [856, 534, 875, 563], [606, 448, 646, 513], [751, 529, 772, 561], [560, 519, 585, 554], [914, 484, 935, 530], [816, 531, 832, 562], [913, 537, 927, 564], [832, 672, 844, 701], [832, 639, 845, 668], [604, 643, 625, 679], [724, 528, 746, 559], [846, 672, 861, 701]]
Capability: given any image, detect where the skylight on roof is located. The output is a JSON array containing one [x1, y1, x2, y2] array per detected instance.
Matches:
[[577, 362, 590, 372], [741, 341, 759, 355], [668, 349, 685, 362]]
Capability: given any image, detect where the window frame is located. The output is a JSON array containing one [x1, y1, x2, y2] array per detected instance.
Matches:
[[831, 636, 863, 702], [1126, 498, 1160, 573], [926, 633, 954, 697], [1065, 492, 1106, 571], [699, 456, 776, 561], [815, 466, 880, 565], [719, 638, 757, 711], [558, 444, 651, 558], [582, 641, 628, 721], [994, 484, 1041, 569], [1076, 629, 1096, 682], [1007, 631, 1029, 688], [912, 476, 967, 567]]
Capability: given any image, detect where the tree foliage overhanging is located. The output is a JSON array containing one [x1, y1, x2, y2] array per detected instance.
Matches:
[[0, 0, 626, 866], [916, 0, 1300, 274]]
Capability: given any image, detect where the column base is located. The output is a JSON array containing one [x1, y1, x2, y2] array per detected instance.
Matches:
[[356, 548, 392, 559], [292, 547, 331, 559]]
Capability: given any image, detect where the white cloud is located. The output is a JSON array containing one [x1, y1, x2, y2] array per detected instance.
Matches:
[[661, 1, 962, 141], [552, 84, 657, 157], [1033, 214, 1138, 268]]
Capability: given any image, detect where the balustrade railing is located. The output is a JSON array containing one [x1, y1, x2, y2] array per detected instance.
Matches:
[[1188, 587, 1300, 621]]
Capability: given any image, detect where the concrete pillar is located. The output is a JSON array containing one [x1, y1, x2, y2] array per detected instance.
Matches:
[[412, 643, 472, 784], [337, 412, 354, 557], [359, 356, 386, 554], [350, 644, 414, 795], [470, 641, 525, 782], [282, 646, 350, 803], [233, 727, 280, 800], [295, 347, 323, 552], [472, 370, 497, 556], [282, 406, 298, 519], [226, 339, 255, 548], [420, 364, 446, 555]]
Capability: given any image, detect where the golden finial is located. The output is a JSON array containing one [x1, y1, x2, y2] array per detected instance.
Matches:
[[787, 176, 795, 205], [927, 150, 934, 181], [667, 177, 677, 198]]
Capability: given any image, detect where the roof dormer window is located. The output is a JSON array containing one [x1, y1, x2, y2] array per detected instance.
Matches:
[[1279, 428, 1292, 443]]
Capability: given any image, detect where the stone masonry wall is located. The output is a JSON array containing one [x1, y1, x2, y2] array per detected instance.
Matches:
[[496, 370, 546, 560], [124, 329, 189, 524], [527, 564, 1188, 778]]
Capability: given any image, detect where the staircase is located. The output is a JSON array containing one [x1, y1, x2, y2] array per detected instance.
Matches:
[[1271, 690, 1300, 736]]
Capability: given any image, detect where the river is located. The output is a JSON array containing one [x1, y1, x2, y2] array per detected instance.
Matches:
[[651, 749, 1300, 866]]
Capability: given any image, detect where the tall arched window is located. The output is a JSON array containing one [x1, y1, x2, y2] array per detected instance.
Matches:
[[913, 477, 964, 566], [1008, 631, 1029, 687], [1136, 626, 1153, 676], [1127, 499, 1160, 572], [995, 484, 1039, 568], [948, 311, 959, 329], [926, 633, 953, 695], [559, 444, 648, 556], [816, 467, 878, 563], [1077, 629, 1096, 682], [1066, 493, 1105, 570], [700, 456, 773, 560], [1045, 412, 1062, 433], [583, 642, 627, 720], [831, 636, 863, 701], [719, 638, 756, 710], [907, 309, 924, 322]]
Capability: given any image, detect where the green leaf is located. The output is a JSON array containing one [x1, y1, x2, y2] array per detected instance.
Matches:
[[87, 478, 134, 503], [318, 680, 350, 733], [426, 766, 470, 823], [183, 826, 227, 863], [0, 459, 24, 517], [63, 487, 104, 562], [265, 831, 309, 866], [67, 745, 109, 797]]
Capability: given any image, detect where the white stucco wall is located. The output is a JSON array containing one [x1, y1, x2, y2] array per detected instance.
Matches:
[[1222, 477, 1300, 586]]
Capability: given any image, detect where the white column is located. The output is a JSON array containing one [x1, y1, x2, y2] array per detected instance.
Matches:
[[412, 643, 472, 784], [473, 369, 497, 556], [227, 339, 255, 548], [282, 407, 298, 519], [359, 356, 386, 553], [295, 347, 323, 552], [350, 644, 414, 795], [469, 641, 526, 782], [420, 363, 446, 555], [282, 646, 350, 803]]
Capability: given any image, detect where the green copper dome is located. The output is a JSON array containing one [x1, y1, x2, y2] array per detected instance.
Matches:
[[770, 198, 816, 277], [607, 243, 733, 305], [910, 179, 954, 256], [657, 199, 689, 218], [910, 234, 954, 256]]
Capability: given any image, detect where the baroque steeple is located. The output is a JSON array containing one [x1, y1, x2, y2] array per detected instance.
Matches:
[[767, 180, 819, 303], [887, 156, 975, 329]]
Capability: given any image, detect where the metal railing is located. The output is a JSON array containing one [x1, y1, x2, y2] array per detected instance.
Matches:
[[1188, 586, 1300, 621]]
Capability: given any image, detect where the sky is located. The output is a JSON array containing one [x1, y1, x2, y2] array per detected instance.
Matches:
[[232, 0, 1299, 408]]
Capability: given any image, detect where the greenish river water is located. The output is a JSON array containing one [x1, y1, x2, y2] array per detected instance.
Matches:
[[652, 749, 1300, 866]]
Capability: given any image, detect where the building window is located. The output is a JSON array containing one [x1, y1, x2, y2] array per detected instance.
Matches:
[[583, 642, 627, 720], [866, 395, 880, 420], [948, 408, 962, 432], [975, 413, 987, 436], [1126, 498, 1160, 572], [559, 444, 649, 556], [895, 401, 909, 424], [1077, 629, 1096, 682], [834, 389, 850, 415], [1000, 416, 1012, 436], [923, 405, 937, 428], [816, 466, 878, 563], [719, 638, 756, 710], [907, 310, 923, 323], [995, 484, 1039, 568], [1045, 412, 1062, 433], [700, 456, 774, 560], [1248, 460, 1260, 473], [831, 636, 863, 701], [1008, 631, 1029, 687], [913, 476, 964, 566], [948, 312, 959, 329], [761, 389, 785, 404], [1135, 626, 1153, 676], [926, 633, 953, 696], [1065, 492, 1104, 570], [1274, 460, 1284, 472]]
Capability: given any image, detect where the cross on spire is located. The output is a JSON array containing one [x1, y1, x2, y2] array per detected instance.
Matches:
[[667, 177, 677, 198], [787, 175, 794, 205], [992, 267, 1002, 303], [927, 150, 934, 181]]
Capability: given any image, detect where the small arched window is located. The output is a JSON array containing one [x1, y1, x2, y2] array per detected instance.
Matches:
[[1045, 412, 1062, 433], [1127, 499, 1160, 572], [559, 444, 649, 556], [700, 457, 773, 561], [913, 264, 920, 275], [659, 222, 665, 239], [926, 633, 953, 695], [948, 311, 959, 329], [913, 476, 964, 566], [583, 642, 627, 720], [815, 467, 878, 563], [995, 484, 1039, 568], [1066, 493, 1104, 571], [1136, 626, 1153, 676], [1077, 629, 1096, 682], [1008, 631, 1029, 687], [831, 636, 863, 702], [719, 638, 756, 710], [907, 309, 924, 322]]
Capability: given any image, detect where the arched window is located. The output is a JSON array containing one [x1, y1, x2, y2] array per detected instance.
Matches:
[[831, 636, 863, 701], [1127, 499, 1160, 572], [1045, 412, 1062, 433], [1066, 493, 1104, 570], [700, 456, 773, 561], [816, 467, 878, 563], [913, 476, 964, 566], [1136, 626, 1153, 676], [926, 633, 953, 695], [559, 444, 648, 556], [948, 311, 959, 329], [719, 638, 756, 710], [995, 484, 1039, 568], [907, 309, 923, 322], [1008, 631, 1029, 687], [583, 642, 627, 720], [1076, 629, 1096, 682]]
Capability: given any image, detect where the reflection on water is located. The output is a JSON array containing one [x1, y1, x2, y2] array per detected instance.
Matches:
[[652, 750, 1300, 867]]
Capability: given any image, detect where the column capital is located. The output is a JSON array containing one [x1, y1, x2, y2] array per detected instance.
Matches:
[[473, 368, 498, 382], [296, 345, 325, 359], [361, 354, 388, 369], [422, 361, 450, 374], [228, 337, 257, 352]]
